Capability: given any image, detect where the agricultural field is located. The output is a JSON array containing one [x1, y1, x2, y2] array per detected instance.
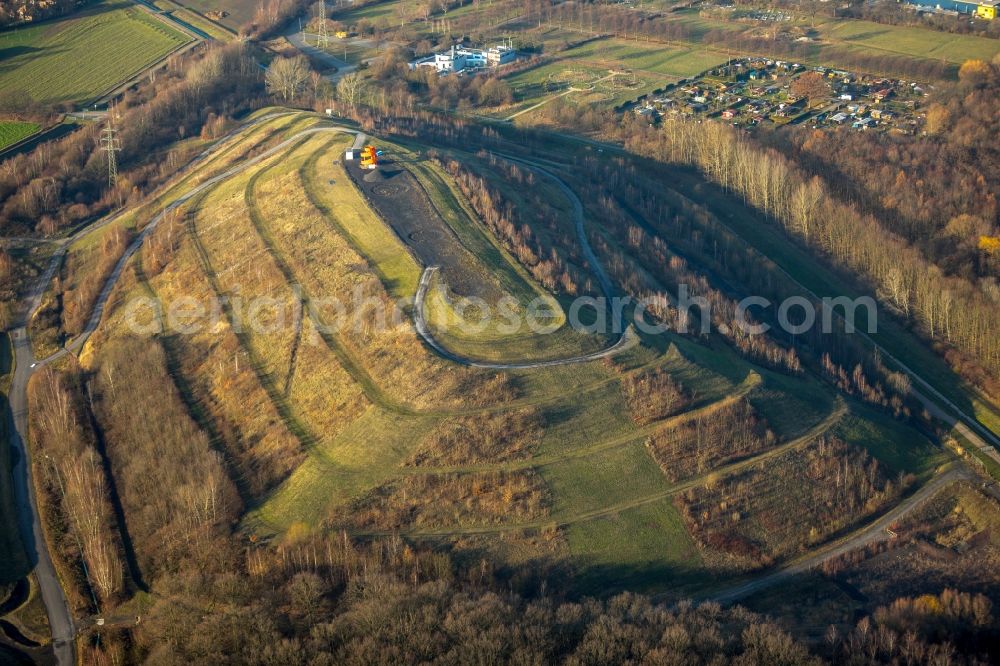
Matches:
[[662, 9, 999, 73], [332, 0, 521, 34], [815, 17, 1000, 65], [0, 121, 40, 151], [0, 0, 191, 106]]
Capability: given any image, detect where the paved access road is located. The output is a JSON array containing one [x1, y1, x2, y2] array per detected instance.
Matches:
[[285, 29, 358, 83]]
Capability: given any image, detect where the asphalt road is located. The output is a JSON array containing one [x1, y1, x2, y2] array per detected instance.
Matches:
[[5, 115, 365, 666], [285, 29, 358, 83]]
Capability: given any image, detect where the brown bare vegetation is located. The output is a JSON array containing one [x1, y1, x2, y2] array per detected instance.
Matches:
[[406, 408, 545, 467], [829, 483, 1000, 606], [677, 436, 903, 571], [140, 222, 305, 497], [439, 154, 589, 296], [335, 470, 550, 531], [91, 338, 241, 578], [646, 399, 776, 483], [620, 365, 691, 426], [28, 365, 124, 607]]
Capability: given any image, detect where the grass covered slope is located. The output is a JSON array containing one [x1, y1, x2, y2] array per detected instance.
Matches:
[[61, 112, 953, 605], [0, 0, 191, 105]]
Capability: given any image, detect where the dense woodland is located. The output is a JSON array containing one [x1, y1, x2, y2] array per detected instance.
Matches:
[[764, 62, 1000, 284]]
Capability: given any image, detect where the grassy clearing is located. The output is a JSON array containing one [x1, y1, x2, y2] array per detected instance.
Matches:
[[834, 405, 945, 478], [250, 407, 438, 532], [542, 441, 669, 518], [0, 0, 191, 105], [0, 121, 40, 151], [317, 40, 377, 66], [331, 0, 399, 24], [559, 39, 728, 78], [566, 498, 703, 595], [422, 274, 609, 363], [748, 369, 836, 439], [817, 18, 1000, 65], [501, 37, 726, 112]]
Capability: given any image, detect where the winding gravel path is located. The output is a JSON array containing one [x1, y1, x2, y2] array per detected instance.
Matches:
[[7, 116, 363, 666], [413, 153, 638, 369]]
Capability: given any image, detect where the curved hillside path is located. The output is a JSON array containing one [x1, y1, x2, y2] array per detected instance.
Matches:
[[7, 115, 641, 661], [350, 397, 848, 539], [413, 152, 639, 369], [7, 115, 360, 666], [414, 267, 637, 370]]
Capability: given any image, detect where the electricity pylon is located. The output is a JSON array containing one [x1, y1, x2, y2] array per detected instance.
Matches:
[[100, 104, 122, 205], [315, 0, 330, 49]]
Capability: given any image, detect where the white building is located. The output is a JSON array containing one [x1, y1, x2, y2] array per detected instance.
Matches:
[[410, 43, 517, 74], [487, 45, 516, 67], [434, 46, 468, 73]]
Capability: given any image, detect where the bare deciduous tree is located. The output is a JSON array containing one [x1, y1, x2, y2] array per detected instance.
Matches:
[[265, 55, 311, 101], [336, 72, 365, 108]]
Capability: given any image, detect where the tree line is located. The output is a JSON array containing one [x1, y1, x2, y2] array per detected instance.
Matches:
[[624, 116, 1000, 392], [763, 62, 1000, 287]]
